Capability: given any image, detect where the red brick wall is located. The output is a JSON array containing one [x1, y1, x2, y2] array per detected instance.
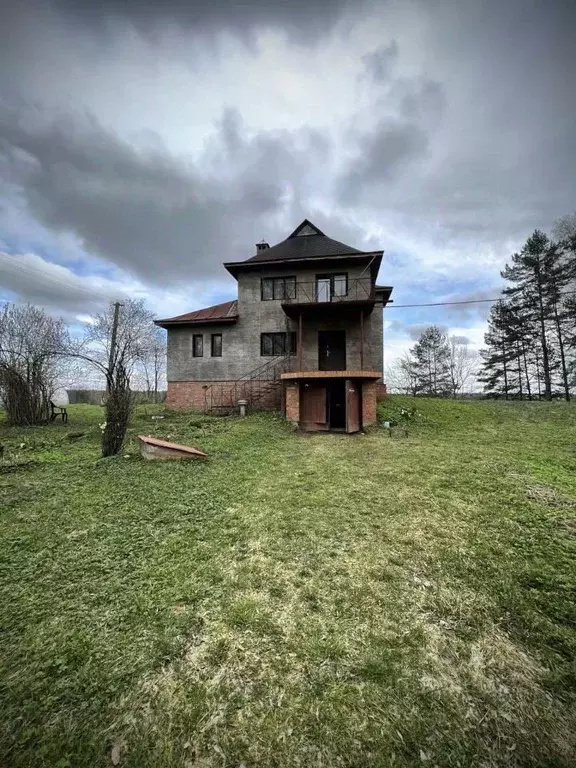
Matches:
[[166, 381, 282, 412], [376, 382, 387, 400], [285, 382, 300, 424], [362, 381, 378, 426]]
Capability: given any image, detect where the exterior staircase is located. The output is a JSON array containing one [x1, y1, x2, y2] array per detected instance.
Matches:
[[205, 354, 293, 414]]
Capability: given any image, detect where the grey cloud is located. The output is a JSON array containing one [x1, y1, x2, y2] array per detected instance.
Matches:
[[337, 66, 446, 204], [0, 251, 119, 316], [452, 335, 470, 345], [31, 0, 365, 43], [360, 41, 398, 84], [0, 105, 330, 285], [337, 120, 429, 203]]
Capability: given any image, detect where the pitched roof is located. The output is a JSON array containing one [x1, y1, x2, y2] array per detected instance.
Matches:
[[236, 218, 368, 265], [155, 299, 238, 327]]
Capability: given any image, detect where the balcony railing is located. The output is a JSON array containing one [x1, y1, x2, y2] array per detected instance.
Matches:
[[281, 277, 374, 306]]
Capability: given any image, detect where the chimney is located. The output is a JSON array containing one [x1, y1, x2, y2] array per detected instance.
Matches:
[[256, 240, 270, 253]]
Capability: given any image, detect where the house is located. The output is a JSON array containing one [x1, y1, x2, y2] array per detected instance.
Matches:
[[155, 220, 393, 432]]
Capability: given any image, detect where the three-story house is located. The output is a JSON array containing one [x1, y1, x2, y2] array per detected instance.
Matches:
[[156, 219, 393, 431]]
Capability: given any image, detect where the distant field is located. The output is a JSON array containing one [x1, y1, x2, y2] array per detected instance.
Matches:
[[0, 398, 575, 767]]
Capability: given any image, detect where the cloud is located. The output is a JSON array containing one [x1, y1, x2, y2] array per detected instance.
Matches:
[[1, 0, 576, 346], [360, 40, 398, 84], [0, 104, 336, 285]]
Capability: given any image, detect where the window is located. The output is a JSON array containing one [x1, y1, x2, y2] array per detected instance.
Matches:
[[261, 332, 297, 356], [315, 273, 348, 301], [261, 276, 296, 301], [211, 333, 222, 357], [192, 334, 203, 357]]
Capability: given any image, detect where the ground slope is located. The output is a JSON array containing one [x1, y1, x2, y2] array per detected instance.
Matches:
[[0, 399, 575, 767]]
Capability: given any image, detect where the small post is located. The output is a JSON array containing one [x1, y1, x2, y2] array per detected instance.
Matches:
[[238, 399, 248, 418]]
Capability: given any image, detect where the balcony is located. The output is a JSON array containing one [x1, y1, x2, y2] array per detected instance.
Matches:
[[281, 277, 375, 318]]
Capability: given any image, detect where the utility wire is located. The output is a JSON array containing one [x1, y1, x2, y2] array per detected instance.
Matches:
[[386, 290, 576, 309]]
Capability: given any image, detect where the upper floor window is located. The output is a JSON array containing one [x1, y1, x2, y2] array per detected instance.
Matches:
[[261, 276, 296, 301], [211, 333, 222, 357], [192, 334, 203, 357], [261, 332, 297, 356], [316, 273, 348, 302]]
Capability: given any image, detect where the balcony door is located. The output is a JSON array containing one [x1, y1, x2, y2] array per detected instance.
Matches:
[[315, 274, 348, 303], [318, 330, 346, 371]]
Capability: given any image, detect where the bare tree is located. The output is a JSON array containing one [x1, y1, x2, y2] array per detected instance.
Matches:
[[141, 328, 166, 403], [386, 352, 420, 396], [83, 299, 158, 456], [448, 336, 479, 396], [0, 303, 70, 425]]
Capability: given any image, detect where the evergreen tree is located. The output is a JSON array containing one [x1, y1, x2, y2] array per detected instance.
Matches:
[[479, 302, 514, 398], [501, 230, 554, 399], [409, 326, 451, 396]]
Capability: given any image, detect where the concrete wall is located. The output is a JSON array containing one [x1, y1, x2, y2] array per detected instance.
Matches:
[[167, 264, 384, 383]]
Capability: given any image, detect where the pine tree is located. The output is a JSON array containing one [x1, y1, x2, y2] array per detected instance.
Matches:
[[501, 230, 555, 399], [479, 302, 514, 398], [410, 326, 451, 396]]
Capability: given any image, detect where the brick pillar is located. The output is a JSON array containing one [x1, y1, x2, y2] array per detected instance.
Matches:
[[362, 381, 377, 426], [285, 382, 300, 424]]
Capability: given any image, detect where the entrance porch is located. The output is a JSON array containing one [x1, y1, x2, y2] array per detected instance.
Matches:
[[281, 370, 380, 433]]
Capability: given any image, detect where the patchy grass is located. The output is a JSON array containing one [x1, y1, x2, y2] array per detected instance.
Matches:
[[0, 399, 575, 767]]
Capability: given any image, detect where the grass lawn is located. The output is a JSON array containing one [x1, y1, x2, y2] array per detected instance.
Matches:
[[0, 398, 575, 767]]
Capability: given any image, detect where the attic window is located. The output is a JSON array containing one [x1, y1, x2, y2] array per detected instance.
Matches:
[[295, 223, 317, 236]]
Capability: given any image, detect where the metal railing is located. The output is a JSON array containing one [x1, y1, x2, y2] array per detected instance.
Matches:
[[281, 277, 374, 305], [205, 353, 294, 413]]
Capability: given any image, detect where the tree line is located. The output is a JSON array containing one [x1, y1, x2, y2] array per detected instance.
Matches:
[[480, 219, 575, 400], [389, 214, 575, 399]]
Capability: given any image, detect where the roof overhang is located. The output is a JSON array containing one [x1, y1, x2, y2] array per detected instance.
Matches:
[[224, 251, 383, 278], [155, 316, 238, 329]]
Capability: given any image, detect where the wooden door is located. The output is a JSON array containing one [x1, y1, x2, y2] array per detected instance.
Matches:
[[318, 330, 346, 371], [301, 384, 327, 428], [345, 379, 361, 433]]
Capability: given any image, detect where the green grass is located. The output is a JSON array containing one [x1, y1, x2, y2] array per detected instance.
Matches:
[[0, 398, 575, 767]]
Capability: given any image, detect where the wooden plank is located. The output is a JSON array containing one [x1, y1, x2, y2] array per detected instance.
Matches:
[[137, 435, 207, 461], [281, 370, 380, 380], [346, 380, 361, 433]]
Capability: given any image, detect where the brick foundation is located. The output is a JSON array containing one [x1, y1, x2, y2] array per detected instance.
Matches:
[[376, 381, 387, 400], [167, 380, 282, 412], [285, 382, 300, 424], [362, 381, 378, 426]]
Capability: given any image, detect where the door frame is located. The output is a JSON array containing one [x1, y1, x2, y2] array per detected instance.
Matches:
[[318, 330, 346, 371]]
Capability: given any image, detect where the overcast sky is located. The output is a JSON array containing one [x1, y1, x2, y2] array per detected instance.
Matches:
[[1, 0, 575, 367]]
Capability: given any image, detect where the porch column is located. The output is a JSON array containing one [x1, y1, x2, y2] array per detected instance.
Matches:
[[360, 310, 364, 370], [298, 312, 303, 371]]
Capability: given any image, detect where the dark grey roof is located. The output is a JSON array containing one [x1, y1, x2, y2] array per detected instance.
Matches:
[[242, 219, 366, 263]]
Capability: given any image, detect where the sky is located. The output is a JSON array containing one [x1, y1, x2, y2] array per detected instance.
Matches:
[[1, 0, 575, 371]]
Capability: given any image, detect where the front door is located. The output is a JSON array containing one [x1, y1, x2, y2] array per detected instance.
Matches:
[[318, 330, 346, 371]]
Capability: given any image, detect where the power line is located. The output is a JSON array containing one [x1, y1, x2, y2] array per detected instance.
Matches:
[[386, 290, 576, 309]]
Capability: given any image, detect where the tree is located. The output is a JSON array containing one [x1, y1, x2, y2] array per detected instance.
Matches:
[[479, 302, 513, 398], [83, 299, 158, 456], [410, 326, 451, 396], [141, 328, 166, 403], [0, 303, 70, 425], [501, 230, 556, 399], [386, 352, 419, 395], [447, 336, 479, 396]]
